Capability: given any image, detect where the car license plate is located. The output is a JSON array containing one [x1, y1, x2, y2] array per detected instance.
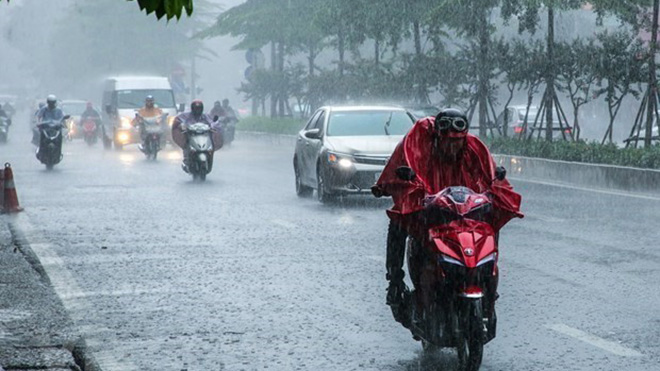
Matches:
[[375, 172, 382, 181]]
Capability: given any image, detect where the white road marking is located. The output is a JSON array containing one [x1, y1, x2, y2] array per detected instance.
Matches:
[[546, 323, 643, 357], [11, 215, 139, 370], [365, 255, 385, 263], [270, 219, 297, 229], [338, 213, 355, 225], [510, 176, 660, 202]]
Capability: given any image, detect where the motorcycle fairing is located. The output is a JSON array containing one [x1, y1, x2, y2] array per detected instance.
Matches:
[[431, 220, 497, 269]]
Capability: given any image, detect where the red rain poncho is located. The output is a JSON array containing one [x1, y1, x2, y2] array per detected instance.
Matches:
[[376, 117, 523, 231]]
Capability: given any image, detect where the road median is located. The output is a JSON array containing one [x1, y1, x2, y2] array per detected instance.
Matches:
[[237, 130, 660, 196]]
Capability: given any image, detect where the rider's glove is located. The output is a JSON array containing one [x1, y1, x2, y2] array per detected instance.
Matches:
[[371, 184, 384, 198], [495, 166, 507, 181]]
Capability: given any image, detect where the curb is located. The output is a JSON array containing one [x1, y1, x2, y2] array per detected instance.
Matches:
[[7, 218, 103, 371]]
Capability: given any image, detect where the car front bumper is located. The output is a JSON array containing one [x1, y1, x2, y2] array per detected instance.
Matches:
[[323, 162, 385, 194]]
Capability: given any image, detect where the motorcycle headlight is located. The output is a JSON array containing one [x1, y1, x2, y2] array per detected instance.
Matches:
[[120, 117, 132, 129], [117, 132, 130, 143], [477, 252, 497, 267], [439, 254, 465, 267], [168, 116, 175, 127], [327, 152, 353, 168]]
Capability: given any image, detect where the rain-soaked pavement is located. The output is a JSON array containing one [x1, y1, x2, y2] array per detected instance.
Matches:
[[1, 113, 659, 370]]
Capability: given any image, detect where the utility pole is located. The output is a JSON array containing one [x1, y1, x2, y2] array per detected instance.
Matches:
[[191, 55, 197, 101], [645, 0, 659, 147]]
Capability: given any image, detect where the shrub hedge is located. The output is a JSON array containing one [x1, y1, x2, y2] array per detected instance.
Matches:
[[487, 137, 660, 170]]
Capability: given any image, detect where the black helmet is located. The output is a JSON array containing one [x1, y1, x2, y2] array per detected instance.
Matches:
[[434, 108, 469, 137], [191, 100, 204, 117]]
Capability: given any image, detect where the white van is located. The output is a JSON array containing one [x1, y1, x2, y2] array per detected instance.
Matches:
[[101, 76, 180, 149]]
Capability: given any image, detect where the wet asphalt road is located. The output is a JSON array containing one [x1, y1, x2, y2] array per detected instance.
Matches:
[[1, 116, 659, 370]]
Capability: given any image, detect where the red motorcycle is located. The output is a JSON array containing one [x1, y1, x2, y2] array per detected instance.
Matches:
[[81, 118, 98, 146], [390, 171, 501, 371]]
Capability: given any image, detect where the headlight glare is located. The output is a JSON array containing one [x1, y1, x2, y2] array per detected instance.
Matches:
[[120, 117, 132, 129], [338, 158, 353, 168], [327, 152, 353, 168]]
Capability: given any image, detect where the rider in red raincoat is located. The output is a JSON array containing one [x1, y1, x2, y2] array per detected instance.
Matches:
[[371, 108, 523, 324]]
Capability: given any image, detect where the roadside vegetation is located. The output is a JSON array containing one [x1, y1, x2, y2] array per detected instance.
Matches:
[[488, 137, 660, 170]]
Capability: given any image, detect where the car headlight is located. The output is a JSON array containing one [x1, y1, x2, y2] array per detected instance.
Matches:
[[327, 152, 353, 168], [120, 117, 132, 129]]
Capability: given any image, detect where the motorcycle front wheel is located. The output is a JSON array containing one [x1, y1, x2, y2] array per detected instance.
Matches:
[[456, 299, 484, 371]]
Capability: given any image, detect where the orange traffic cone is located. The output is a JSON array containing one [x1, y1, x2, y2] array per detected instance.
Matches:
[[3, 163, 23, 213]]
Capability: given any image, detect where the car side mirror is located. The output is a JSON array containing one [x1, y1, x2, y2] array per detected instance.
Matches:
[[178, 103, 185, 113], [105, 105, 113, 115], [495, 166, 507, 181], [304, 128, 321, 139], [395, 166, 416, 181]]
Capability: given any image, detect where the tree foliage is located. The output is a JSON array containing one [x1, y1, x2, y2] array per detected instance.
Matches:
[[3, 0, 195, 20]]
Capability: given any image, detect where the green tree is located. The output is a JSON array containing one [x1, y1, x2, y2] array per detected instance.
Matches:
[[3, 0, 194, 20], [432, 0, 503, 137], [494, 38, 531, 137], [503, 0, 586, 141], [592, 31, 645, 144], [556, 38, 598, 140]]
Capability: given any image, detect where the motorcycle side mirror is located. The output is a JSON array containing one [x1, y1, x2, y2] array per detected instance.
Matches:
[[395, 166, 416, 181], [63, 115, 71, 120], [213, 115, 219, 122], [178, 103, 185, 113], [105, 105, 113, 115], [495, 166, 507, 181]]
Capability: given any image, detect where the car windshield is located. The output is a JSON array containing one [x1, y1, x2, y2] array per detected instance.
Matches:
[[327, 110, 413, 136], [116, 89, 176, 109], [61, 102, 87, 116]]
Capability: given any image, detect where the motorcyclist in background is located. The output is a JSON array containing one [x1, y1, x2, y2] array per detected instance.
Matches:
[[37, 95, 64, 124], [133, 95, 164, 152], [171, 100, 223, 171], [209, 100, 226, 119], [0, 105, 10, 122], [80, 101, 102, 134], [80, 101, 101, 121], [2, 102, 16, 118], [371, 108, 523, 326], [136, 95, 163, 119], [221, 98, 238, 122]]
